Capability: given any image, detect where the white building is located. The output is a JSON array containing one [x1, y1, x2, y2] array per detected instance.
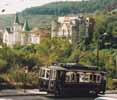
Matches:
[[51, 16, 78, 38], [3, 14, 40, 47]]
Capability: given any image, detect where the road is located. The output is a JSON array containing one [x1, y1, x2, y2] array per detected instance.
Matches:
[[0, 89, 116, 100], [0, 95, 96, 100], [1, 93, 117, 100]]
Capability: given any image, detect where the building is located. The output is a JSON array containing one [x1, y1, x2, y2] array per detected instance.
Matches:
[[3, 14, 40, 47], [51, 16, 95, 44], [51, 16, 78, 38]]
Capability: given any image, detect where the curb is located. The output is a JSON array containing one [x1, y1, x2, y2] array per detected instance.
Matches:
[[0, 93, 46, 97], [0, 89, 47, 97]]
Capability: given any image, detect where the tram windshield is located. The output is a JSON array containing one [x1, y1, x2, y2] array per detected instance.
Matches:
[[50, 70, 56, 80], [39, 68, 50, 80]]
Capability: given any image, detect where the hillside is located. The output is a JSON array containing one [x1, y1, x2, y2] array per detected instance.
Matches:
[[0, 0, 117, 89], [23, 0, 117, 15], [0, 0, 116, 29], [0, 14, 55, 29]]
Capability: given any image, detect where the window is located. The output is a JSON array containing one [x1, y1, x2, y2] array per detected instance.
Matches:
[[90, 74, 93, 81], [79, 72, 91, 83], [90, 73, 101, 83], [39, 68, 50, 79], [41, 69, 45, 78], [65, 72, 77, 83], [77, 73, 80, 82], [50, 70, 56, 80], [93, 75, 97, 82], [96, 75, 100, 83], [46, 70, 50, 79]]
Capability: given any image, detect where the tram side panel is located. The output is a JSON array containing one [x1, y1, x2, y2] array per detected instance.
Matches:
[[59, 71, 106, 95]]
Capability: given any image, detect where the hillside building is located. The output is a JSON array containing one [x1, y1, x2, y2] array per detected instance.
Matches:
[[3, 14, 41, 47], [51, 16, 95, 44]]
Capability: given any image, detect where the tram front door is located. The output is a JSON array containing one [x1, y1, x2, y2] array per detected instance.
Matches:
[[48, 70, 56, 92]]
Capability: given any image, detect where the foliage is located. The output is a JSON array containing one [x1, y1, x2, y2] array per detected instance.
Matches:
[[107, 77, 114, 89], [23, 0, 117, 15], [0, 0, 116, 89], [0, 37, 116, 88]]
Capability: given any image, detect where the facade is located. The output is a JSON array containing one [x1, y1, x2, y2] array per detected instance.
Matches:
[[51, 16, 77, 38], [3, 14, 40, 47], [51, 16, 95, 44]]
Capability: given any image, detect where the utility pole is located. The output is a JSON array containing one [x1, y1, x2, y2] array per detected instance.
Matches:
[[97, 36, 100, 67], [115, 56, 117, 71], [97, 46, 99, 67]]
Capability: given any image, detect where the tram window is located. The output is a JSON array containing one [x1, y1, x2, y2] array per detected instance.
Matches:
[[65, 75, 69, 82], [97, 76, 100, 80], [77, 74, 79, 82], [65, 72, 71, 82], [90, 74, 93, 81], [96, 75, 101, 83], [71, 73, 77, 82], [51, 70, 56, 80], [46, 70, 50, 79], [40, 69, 45, 78], [93, 75, 97, 82], [79, 72, 90, 82], [65, 72, 77, 83], [90, 74, 100, 82]]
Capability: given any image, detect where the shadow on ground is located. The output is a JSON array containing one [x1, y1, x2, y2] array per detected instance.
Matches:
[[47, 93, 97, 100]]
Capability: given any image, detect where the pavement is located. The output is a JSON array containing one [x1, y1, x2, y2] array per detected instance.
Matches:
[[99, 90, 117, 98], [0, 89, 47, 97], [0, 89, 117, 98], [106, 90, 117, 94]]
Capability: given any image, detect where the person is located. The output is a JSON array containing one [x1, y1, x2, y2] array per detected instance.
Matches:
[[55, 71, 65, 96], [101, 73, 106, 94]]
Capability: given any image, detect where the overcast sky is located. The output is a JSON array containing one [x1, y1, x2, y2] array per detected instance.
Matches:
[[0, 0, 81, 14]]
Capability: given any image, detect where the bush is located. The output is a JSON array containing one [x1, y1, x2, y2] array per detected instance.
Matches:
[[3, 65, 39, 88], [107, 77, 114, 90]]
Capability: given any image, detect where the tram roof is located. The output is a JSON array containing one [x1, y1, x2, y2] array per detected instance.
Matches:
[[60, 63, 99, 71], [49, 65, 67, 70], [41, 65, 67, 71], [41, 63, 105, 72]]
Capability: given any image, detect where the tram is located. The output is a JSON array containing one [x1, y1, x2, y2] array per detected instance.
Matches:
[[38, 63, 106, 96]]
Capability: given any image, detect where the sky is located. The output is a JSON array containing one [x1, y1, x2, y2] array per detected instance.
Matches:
[[0, 0, 81, 14]]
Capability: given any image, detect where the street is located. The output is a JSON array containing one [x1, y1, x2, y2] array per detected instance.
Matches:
[[0, 95, 96, 100], [0, 89, 117, 100]]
